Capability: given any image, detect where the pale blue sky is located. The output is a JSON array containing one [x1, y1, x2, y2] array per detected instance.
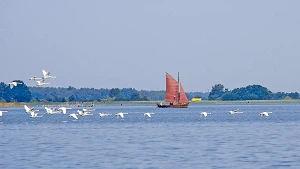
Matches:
[[1, 0, 299, 92]]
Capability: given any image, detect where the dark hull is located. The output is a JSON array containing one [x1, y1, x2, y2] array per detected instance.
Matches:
[[157, 102, 189, 108]]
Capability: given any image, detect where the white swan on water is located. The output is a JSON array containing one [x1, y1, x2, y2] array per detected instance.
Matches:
[[200, 112, 211, 117], [99, 113, 112, 117], [229, 109, 243, 114], [144, 112, 155, 118], [69, 113, 78, 119], [260, 112, 272, 117], [0, 110, 8, 117], [115, 112, 128, 118]]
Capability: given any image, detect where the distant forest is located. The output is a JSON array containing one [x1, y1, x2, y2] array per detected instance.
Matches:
[[0, 80, 298, 102], [0, 81, 207, 102]]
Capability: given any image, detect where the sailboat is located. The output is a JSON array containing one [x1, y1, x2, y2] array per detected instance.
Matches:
[[157, 72, 189, 108]]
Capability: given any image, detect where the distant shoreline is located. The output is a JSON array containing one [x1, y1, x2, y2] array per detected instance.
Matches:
[[1, 100, 300, 108]]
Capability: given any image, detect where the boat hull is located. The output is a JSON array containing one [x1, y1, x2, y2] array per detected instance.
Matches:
[[157, 102, 189, 108]]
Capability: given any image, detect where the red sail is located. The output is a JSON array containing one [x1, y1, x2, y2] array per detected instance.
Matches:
[[165, 73, 178, 102], [179, 82, 188, 103]]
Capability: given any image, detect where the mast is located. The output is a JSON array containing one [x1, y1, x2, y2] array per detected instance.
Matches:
[[178, 72, 180, 103]]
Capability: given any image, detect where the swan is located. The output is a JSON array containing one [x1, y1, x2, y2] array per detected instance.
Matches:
[[45, 107, 60, 114], [260, 112, 272, 117], [229, 109, 243, 114], [36, 78, 51, 86], [82, 108, 95, 112], [144, 112, 155, 117], [69, 113, 78, 119], [43, 70, 56, 79], [0, 110, 8, 117], [99, 113, 112, 117], [77, 110, 93, 116], [30, 112, 42, 118], [58, 107, 72, 114], [29, 76, 42, 81], [24, 105, 39, 114], [8, 81, 22, 89], [200, 112, 211, 117], [115, 112, 128, 118]]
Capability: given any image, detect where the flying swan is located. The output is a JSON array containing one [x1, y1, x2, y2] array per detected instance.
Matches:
[[260, 112, 272, 117], [0, 110, 8, 117], [115, 112, 128, 118], [99, 113, 112, 117], [200, 112, 211, 117], [144, 112, 155, 118], [58, 107, 72, 114], [43, 70, 56, 79], [69, 113, 78, 119]]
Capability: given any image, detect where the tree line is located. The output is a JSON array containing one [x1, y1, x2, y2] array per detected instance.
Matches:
[[208, 84, 300, 100], [0, 80, 206, 102], [2, 80, 297, 102]]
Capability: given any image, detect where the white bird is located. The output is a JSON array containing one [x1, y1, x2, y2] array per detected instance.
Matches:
[[260, 112, 272, 117], [8, 81, 22, 89], [30, 111, 42, 118], [45, 107, 60, 114], [24, 105, 39, 114], [43, 70, 56, 79], [29, 76, 42, 81], [69, 113, 78, 119], [200, 112, 211, 117], [82, 108, 95, 112], [77, 110, 93, 116], [144, 112, 155, 118], [0, 110, 8, 117], [36, 78, 51, 86], [99, 113, 112, 117], [58, 107, 72, 114], [229, 109, 243, 114], [115, 112, 128, 118]]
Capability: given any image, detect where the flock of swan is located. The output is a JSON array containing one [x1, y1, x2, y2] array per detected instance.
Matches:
[[200, 109, 272, 117], [29, 70, 56, 86], [8, 69, 55, 88], [1, 105, 154, 120], [0, 105, 273, 119]]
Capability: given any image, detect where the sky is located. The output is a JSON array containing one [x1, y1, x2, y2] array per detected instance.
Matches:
[[1, 0, 300, 92]]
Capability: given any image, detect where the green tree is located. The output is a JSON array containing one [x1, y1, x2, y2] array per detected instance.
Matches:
[[208, 84, 225, 100], [287, 92, 299, 99], [68, 95, 76, 102], [114, 93, 126, 101], [225, 85, 271, 100], [109, 88, 120, 98], [0, 82, 10, 102], [9, 80, 32, 102]]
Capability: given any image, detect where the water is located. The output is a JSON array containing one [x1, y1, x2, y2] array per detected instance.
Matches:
[[1, 104, 300, 169]]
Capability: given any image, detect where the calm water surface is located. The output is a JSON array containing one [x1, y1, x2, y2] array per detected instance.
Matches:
[[1, 104, 300, 169]]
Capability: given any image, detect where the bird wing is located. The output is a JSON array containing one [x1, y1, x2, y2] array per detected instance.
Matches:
[[43, 70, 49, 77], [58, 107, 67, 114], [24, 105, 31, 112]]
